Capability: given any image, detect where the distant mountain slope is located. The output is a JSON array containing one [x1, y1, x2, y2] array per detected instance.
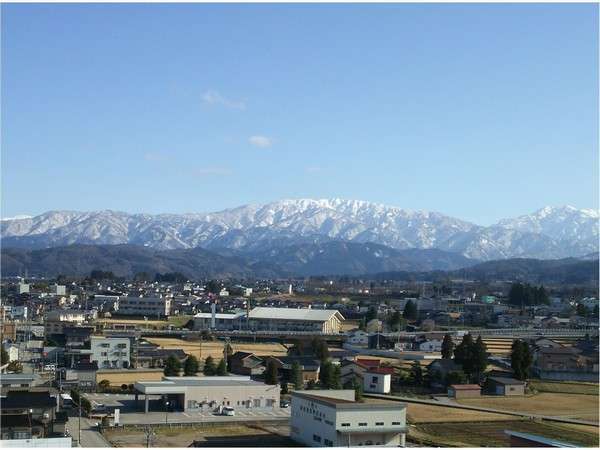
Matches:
[[1, 199, 597, 259], [374, 257, 599, 285], [0, 241, 476, 278]]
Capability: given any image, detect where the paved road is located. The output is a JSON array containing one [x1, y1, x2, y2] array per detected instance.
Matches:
[[67, 417, 111, 448], [365, 393, 599, 427]]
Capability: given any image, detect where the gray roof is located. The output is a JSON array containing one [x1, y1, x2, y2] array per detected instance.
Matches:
[[293, 392, 406, 412], [249, 307, 344, 322], [160, 376, 266, 387], [488, 376, 526, 386]]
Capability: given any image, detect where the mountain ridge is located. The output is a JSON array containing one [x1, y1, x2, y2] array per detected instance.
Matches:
[[1, 199, 597, 260]]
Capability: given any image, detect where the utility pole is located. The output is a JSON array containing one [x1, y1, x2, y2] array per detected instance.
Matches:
[[78, 397, 82, 446]]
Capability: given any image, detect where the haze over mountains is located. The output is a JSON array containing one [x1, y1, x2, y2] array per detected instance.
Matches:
[[2, 199, 597, 261]]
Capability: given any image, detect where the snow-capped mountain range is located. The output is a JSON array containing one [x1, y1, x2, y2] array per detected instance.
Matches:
[[1, 199, 597, 260]]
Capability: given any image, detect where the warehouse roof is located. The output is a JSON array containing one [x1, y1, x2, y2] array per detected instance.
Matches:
[[249, 307, 344, 322]]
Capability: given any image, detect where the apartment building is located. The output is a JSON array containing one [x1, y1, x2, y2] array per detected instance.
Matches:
[[291, 390, 407, 447], [44, 310, 86, 336], [117, 296, 171, 317], [90, 336, 131, 369]]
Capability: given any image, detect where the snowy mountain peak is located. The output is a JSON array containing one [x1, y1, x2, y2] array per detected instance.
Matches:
[[1, 199, 597, 260]]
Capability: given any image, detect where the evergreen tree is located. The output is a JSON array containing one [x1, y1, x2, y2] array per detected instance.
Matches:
[[403, 300, 418, 321], [445, 370, 467, 387], [365, 307, 378, 323], [164, 355, 181, 377], [203, 356, 216, 376], [1, 345, 8, 365], [453, 334, 475, 378], [291, 361, 303, 390], [511, 339, 533, 381], [319, 361, 335, 389], [216, 358, 227, 376], [410, 361, 423, 385], [224, 343, 234, 370], [183, 355, 199, 376], [472, 336, 488, 382], [388, 311, 405, 332], [332, 365, 342, 390], [265, 359, 279, 385], [311, 337, 330, 361], [441, 334, 454, 359]]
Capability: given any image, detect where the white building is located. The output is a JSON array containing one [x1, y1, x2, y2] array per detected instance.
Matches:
[[134, 376, 279, 413], [51, 284, 67, 296], [418, 339, 442, 352], [117, 296, 171, 317], [248, 307, 344, 333], [290, 390, 406, 447], [218, 289, 230, 297], [346, 330, 369, 345], [6, 344, 19, 362], [44, 310, 86, 335], [363, 368, 392, 394], [90, 336, 130, 369], [193, 311, 246, 331], [17, 282, 29, 295]]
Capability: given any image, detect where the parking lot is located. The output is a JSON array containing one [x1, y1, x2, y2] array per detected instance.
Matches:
[[83, 393, 291, 425]]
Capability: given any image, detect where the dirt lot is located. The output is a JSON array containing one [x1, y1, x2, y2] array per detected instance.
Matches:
[[104, 424, 293, 447], [145, 337, 288, 361], [458, 392, 599, 422], [412, 419, 598, 447], [96, 369, 164, 386]]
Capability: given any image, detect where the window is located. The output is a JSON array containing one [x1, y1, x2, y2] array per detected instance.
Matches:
[[392, 422, 401, 425], [372, 376, 378, 383], [358, 423, 367, 426], [325, 420, 333, 426], [313, 435, 321, 443], [375, 422, 384, 426], [324, 439, 333, 447], [314, 416, 322, 422], [341, 423, 351, 427]]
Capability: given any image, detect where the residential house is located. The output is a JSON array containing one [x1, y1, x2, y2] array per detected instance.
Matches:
[[266, 356, 321, 384], [485, 377, 525, 396], [363, 368, 393, 394], [228, 352, 265, 376], [448, 384, 481, 399]]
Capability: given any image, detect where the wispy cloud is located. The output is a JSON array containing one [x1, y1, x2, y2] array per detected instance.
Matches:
[[192, 167, 233, 177], [201, 90, 246, 110], [249, 135, 273, 148], [144, 152, 168, 162]]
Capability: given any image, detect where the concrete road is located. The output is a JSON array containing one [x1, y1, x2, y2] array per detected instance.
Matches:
[[67, 417, 111, 448]]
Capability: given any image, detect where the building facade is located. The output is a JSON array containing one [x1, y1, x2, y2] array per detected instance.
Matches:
[[90, 336, 131, 369], [291, 390, 407, 447], [117, 296, 171, 317]]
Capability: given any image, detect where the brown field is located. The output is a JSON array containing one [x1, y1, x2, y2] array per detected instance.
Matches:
[[104, 424, 292, 447], [145, 337, 288, 361], [458, 392, 599, 422], [529, 380, 599, 395], [411, 420, 599, 447], [96, 369, 164, 386]]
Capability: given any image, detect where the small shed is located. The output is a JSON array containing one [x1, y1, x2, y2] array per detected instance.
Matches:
[[487, 377, 526, 396], [448, 384, 481, 399]]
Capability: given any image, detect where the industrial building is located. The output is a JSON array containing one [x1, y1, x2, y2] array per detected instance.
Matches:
[[290, 390, 407, 447], [248, 307, 344, 333], [134, 376, 280, 413]]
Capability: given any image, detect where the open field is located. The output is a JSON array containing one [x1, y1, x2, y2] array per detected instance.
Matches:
[[458, 392, 599, 422], [104, 423, 293, 447], [529, 380, 599, 395], [364, 398, 515, 423], [96, 369, 164, 386], [411, 420, 599, 447], [145, 337, 288, 361]]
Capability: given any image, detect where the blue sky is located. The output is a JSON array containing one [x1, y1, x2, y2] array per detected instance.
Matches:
[[1, 3, 598, 225]]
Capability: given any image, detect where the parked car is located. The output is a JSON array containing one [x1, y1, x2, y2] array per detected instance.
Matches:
[[221, 406, 235, 416], [280, 400, 290, 408]]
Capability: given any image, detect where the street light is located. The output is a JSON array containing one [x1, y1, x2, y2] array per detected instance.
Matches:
[[164, 400, 170, 426]]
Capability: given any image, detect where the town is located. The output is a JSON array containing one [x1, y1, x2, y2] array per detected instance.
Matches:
[[1, 273, 598, 447]]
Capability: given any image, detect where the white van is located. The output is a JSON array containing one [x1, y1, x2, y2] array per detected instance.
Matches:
[[221, 406, 235, 416]]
